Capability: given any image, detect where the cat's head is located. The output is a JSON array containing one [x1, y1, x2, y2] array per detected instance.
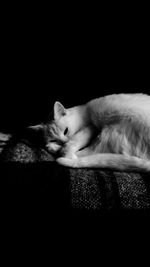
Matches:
[[28, 101, 75, 154]]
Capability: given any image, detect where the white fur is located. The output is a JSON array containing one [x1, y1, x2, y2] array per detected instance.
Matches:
[[51, 94, 150, 172]]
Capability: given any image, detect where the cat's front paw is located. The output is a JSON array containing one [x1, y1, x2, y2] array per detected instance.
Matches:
[[56, 157, 79, 167], [46, 142, 62, 154]]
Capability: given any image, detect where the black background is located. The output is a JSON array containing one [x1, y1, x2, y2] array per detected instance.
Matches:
[[0, 4, 150, 250], [0, 8, 149, 132]]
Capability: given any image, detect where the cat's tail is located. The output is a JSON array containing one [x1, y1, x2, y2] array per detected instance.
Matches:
[[56, 153, 150, 172]]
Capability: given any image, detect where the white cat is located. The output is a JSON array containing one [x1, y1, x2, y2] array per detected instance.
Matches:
[[33, 93, 150, 172]]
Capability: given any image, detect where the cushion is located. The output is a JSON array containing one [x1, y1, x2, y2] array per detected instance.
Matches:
[[1, 137, 150, 212]]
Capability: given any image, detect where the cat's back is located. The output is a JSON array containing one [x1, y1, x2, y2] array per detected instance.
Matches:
[[87, 93, 150, 124]]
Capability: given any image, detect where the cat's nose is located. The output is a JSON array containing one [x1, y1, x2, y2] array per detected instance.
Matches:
[[59, 135, 68, 144]]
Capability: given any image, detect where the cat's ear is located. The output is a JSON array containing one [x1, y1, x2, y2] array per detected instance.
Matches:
[[28, 124, 44, 131], [54, 101, 66, 120]]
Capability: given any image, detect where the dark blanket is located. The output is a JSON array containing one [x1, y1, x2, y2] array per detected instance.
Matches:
[[1, 138, 150, 213]]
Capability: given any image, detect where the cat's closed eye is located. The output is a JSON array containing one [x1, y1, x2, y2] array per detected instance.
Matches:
[[64, 127, 68, 135]]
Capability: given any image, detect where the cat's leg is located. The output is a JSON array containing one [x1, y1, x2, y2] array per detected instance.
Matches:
[[46, 142, 62, 154], [76, 146, 96, 157], [76, 134, 101, 157]]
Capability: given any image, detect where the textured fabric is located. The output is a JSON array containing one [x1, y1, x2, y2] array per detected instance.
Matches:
[[1, 139, 150, 211]]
